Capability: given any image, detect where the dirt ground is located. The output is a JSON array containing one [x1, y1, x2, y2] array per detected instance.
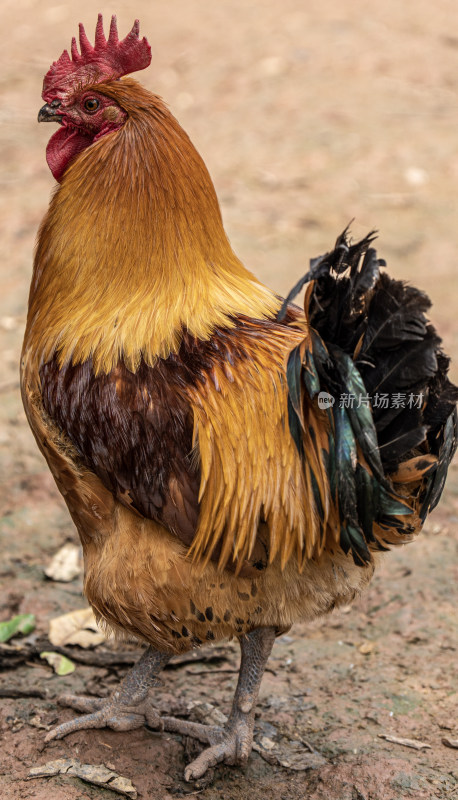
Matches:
[[1, 1, 457, 798]]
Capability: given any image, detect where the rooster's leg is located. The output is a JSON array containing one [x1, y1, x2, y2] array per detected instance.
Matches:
[[44, 646, 170, 742], [162, 626, 276, 781]]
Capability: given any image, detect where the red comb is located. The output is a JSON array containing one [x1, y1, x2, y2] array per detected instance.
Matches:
[[42, 14, 151, 99]]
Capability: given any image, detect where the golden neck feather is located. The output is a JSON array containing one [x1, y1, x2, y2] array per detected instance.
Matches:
[[26, 78, 279, 373]]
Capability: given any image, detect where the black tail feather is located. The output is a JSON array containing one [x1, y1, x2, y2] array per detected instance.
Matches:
[[305, 230, 458, 470], [284, 229, 458, 564]]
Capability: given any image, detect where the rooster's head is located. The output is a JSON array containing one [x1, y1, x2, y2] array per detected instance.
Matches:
[[38, 14, 151, 181]]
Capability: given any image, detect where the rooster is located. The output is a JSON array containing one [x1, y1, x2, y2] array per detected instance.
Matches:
[[22, 16, 457, 781]]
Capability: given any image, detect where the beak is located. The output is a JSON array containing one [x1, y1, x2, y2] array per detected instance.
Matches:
[[38, 103, 63, 123]]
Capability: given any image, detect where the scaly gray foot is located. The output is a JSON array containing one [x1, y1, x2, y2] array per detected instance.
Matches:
[[44, 646, 170, 742], [163, 627, 276, 781]]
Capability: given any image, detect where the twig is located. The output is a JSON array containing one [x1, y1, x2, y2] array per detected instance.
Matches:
[[0, 687, 47, 699], [0, 640, 234, 671], [442, 737, 458, 749], [378, 734, 431, 750], [0, 640, 142, 669]]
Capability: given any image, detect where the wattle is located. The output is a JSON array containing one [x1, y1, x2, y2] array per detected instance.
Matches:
[[46, 125, 93, 183]]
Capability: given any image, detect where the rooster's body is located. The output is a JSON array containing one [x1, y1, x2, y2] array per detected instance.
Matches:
[[22, 16, 457, 781]]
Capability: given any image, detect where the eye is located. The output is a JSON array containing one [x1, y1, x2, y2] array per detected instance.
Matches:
[[84, 97, 100, 113]]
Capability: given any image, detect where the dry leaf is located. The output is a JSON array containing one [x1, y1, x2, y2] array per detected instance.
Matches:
[[28, 758, 137, 798], [186, 701, 228, 726], [258, 735, 276, 751], [0, 316, 18, 331], [28, 715, 49, 730], [378, 734, 431, 750], [44, 543, 81, 582], [359, 641, 376, 655], [253, 738, 326, 770], [49, 608, 108, 648]]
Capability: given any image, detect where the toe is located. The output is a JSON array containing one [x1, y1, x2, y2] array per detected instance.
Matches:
[[45, 702, 149, 741], [162, 717, 223, 745], [58, 694, 106, 712], [182, 719, 254, 781], [45, 709, 108, 741], [184, 739, 236, 781]]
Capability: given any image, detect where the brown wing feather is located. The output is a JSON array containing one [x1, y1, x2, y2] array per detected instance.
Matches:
[[40, 356, 200, 544]]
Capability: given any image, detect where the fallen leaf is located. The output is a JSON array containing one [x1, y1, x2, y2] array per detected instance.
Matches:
[[0, 316, 18, 331], [378, 734, 431, 750], [28, 714, 50, 730], [258, 735, 276, 751], [44, 543, 81, 582], [48, 608, 108, 648], [40, 651, 76, 676], [277, 751, 327, 770], [359, 641, 376, 655], [253, 724, 326, 772], [442, 738, 458, 749], [186, 700, 228, 726], [28, 758, 137, 799], [0, 614, 35, 643], [253, 738, 326, 770]]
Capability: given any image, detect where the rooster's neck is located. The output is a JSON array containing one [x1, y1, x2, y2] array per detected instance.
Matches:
[[26, 81, 279, 373]]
